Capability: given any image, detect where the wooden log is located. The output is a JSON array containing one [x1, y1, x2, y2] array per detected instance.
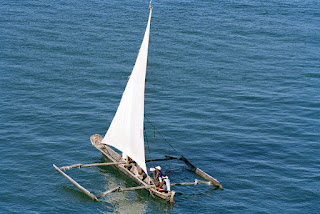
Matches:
[[195, 168, 223, 189], [53, 164, 98, 201], [60, 162, 126, 170], [180, 156, 223, 189]]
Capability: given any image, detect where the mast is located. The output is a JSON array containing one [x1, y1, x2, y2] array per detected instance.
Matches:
[[101, 5, 152, 174]]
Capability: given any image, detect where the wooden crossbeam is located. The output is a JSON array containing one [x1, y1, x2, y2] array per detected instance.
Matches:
[[171, 179, 211, 186], [97, 186, 121, 198], [60, 162, 126, 170]]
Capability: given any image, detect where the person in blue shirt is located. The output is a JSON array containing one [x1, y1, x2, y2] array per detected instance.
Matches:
[[154, 166, 163, 183], [150, 166, 163, 184]]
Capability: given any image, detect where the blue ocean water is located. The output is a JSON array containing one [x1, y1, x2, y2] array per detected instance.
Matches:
[[1, 0, 319, 213]]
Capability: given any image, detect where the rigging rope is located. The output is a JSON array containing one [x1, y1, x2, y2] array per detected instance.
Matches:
[[144, 116, 179, 154], [144, 125, 151, 158]]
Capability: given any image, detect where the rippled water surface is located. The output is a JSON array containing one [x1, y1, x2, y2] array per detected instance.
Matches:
[[1, 0, 319, 213]]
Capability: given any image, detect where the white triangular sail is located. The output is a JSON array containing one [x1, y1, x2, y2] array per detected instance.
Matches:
[[101, 8, 152, 174]]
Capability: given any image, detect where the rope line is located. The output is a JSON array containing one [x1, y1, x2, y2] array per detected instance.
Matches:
[[144, 125, 151, 158], [144, 116, 179, 154]]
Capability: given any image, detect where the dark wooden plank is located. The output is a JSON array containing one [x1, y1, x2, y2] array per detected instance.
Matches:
[[145, 156, 180, 162]]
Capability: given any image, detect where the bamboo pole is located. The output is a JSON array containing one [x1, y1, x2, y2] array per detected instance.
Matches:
[[53, 164, 98, 201], [60, 162, 126, 170]]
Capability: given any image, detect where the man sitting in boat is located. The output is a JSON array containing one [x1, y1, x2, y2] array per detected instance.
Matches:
[[153, 166, 163, 182], [118, 153, 132, 165], [156, 174, 171, 192], [130, 162, 144, 180], [163, 175, 171, 191], [150, 166, 163, 183]]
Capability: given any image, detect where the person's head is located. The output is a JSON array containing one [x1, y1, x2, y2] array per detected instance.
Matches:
[[155, 166, 161, 171]]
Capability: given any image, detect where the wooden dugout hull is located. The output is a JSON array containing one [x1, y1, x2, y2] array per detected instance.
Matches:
[[90, 134, 175, 203]]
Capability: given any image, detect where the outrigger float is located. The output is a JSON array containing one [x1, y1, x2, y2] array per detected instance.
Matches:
[[53, 2, 222, 203]]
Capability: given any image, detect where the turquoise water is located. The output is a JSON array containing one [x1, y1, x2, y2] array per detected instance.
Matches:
[[1, 0, 319, 213]]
